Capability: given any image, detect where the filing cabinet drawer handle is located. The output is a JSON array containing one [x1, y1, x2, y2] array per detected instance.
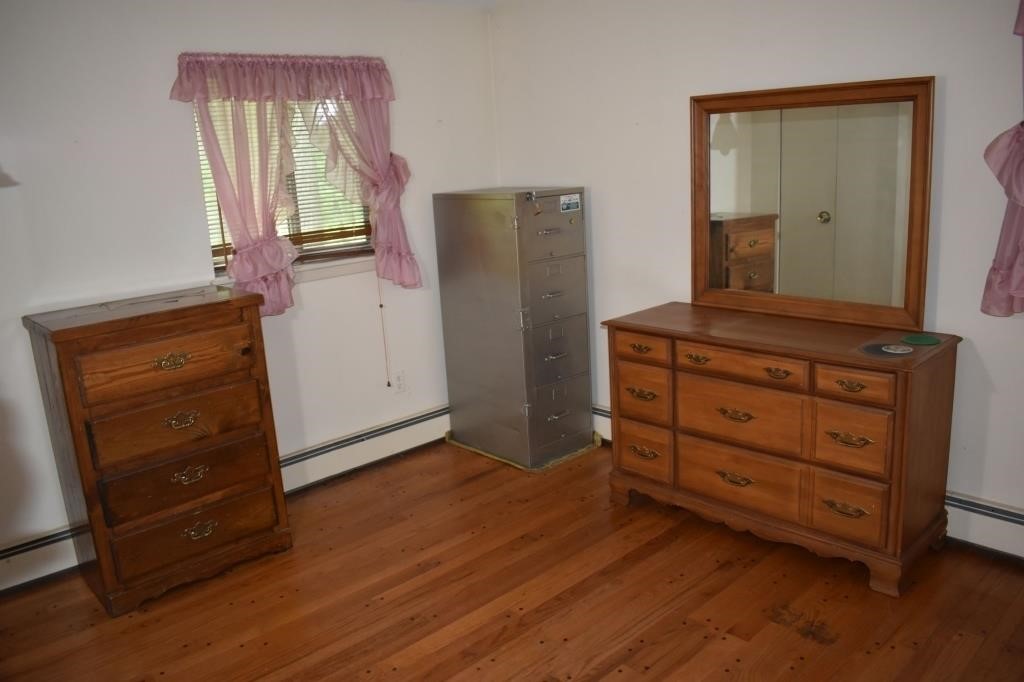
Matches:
[[164, 409, 200, 430], [823, 499, 869, 519], [835, 378, 867, 393], [717, 407, 755, 423], [153, 351, 192, 371], [629, 444, 660, 460], [825, 430, 875, 448], [764, 367, 792, 380], [181, 519, 218, 541], [716, 470, 755, 487], [544, 352, 568, 362], [685, 353, 711, 365], [171, 463, 210, 486], [537, 228, 562, 237], [546, 410, 570, 422], [626, 387, 658, 402], [541, 291, 564, 300], [628, 343, 652, 354]]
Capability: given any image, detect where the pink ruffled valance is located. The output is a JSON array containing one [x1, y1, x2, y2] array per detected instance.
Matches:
[[981, 123, 1024, 316], [170, 53, 395, 103]]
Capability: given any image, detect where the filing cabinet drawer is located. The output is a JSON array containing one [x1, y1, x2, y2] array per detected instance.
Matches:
[[675, 340, 809, 390], [813, 400, 893, 478], [526, 256, 587, 325], [615, 330, 672, 366], [617, 361, 672, 427], [112, 486, 279, 583], [676, 434, 803, 524], [77, 324, 255, 406], [815, 364, 896, 407], [101, 434, 271, 526], [676, 373, 807, 457], [810, 469, 888, 548], [725, 227, 774, 261], [530, 374, 593, 448], [518, 193, 585, 261], [617, 418, 672, 485], [528, 315, 590, 386], [89, 381, 262, 469]]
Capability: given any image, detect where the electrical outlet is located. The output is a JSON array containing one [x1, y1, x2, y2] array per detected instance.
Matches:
[[394, 369, 408, 393]]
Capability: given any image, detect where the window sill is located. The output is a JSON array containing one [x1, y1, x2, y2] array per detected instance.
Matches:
[[210, 253, 376, 286]]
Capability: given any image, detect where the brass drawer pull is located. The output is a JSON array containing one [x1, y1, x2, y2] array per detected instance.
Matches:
[[544, 352, 568, 362], [825, 430, 875, 448], [629, 444, 660, 460], [748, 271, 760, 280], [541, 290, 564, 300], [153, 351, 191, 371], [717, 407, 755, 423], [171, 463, 210, 486], [626, 387, 658, 402], [685, 353, 711, 365], [823, 499, 869, 519], [836, 378, 867, 393], [546, 410, 570, 422], [537, 228, 562, 237], [747, 238, 760, 248], [716, 470, 754, 487], [764, 367, 792, 380], [629, 343, 652, 354], [181, 519, 218, 541], [164, 409, 200, 430]]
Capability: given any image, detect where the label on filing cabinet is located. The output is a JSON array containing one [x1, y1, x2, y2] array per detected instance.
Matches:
[[559, 193, 581, 212]]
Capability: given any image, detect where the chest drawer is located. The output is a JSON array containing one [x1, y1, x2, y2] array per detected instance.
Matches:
[[615, 331, 672, 366], [815, 364, 896, 407], [526, 256, 587, 325], [100, 434, 271, 526], [726, 258, 773, 292], [617, 361, 672, 427], [676, 434, 803, 524], [676, 373, 808, 457], [616, 418, 673, 484], [77, 324, 255, 406], [88, 381, 262, 469], [810, 469, 888, 548], [675, 340, 809, 390], [725, 227, 774, 261], [111, 486, 279, 583], [813, 400, 893, 478]]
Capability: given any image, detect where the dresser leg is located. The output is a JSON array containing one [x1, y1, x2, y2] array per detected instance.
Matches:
[[609, 479, 632, 506], [868, 562, 904, 597]]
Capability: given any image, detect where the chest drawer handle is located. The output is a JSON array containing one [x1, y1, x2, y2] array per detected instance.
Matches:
[[764, 367, 792, 380], [747, 238, 760, 248], [546, 410, 570, 422], [716, 470, 755, 487], [835, 378, 867, 393], [747, 271, 760, 280], [685, 353, 711, 365], [628, 444, 660, 460], [626, 387, 658, 402], [544, 352, 568, 362], [164, 409, 200, 430], [171, 463, 210, 486], [541, 290, 564, 300], [717, 407, 755, 423], [153, 351, 192, 371], [537, 228, 562, 237], [181, 519, 218, 541], [823, 499, 869, 519], [825, 430, 875, 448], [629, 343, 652, 354]]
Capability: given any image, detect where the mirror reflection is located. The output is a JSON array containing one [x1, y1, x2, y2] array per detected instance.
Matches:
[[709, 102, 913, 306]]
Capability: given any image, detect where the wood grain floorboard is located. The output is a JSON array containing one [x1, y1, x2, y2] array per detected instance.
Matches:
[[0, 442, 1022, 681]]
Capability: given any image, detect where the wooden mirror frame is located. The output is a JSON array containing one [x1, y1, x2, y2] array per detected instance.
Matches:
[[691, 76, 934, 331]]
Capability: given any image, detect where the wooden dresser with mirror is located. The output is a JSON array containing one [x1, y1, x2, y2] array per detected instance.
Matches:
[[607, 77, 960, 596]]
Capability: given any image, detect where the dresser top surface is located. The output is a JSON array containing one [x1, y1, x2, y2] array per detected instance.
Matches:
[[603, 302, 960, 370]]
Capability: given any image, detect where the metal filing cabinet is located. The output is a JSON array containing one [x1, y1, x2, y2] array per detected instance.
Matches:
[[433, 187, 595, 468]]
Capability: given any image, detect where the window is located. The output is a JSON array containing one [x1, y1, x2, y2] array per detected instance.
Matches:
[[194, 106, 372, 272]]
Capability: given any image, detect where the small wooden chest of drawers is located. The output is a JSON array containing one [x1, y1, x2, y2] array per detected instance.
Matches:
[[606, 302, 959, 596], [709, 213, 777, 292], [24, 286, 292, 615]]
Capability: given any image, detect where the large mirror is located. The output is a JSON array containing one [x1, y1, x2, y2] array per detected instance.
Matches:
[[691, 77, 933, 330]]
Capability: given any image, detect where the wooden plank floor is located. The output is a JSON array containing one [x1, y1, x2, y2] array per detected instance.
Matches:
[[1, 442, 1022, 681]]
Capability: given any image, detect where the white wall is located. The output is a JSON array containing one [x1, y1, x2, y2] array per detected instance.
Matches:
[[489, 0, 1024, 553], [0, 0, 496, 581]]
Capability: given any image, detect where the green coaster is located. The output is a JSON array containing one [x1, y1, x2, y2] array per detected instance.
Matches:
[[901, 333, 940, 346]]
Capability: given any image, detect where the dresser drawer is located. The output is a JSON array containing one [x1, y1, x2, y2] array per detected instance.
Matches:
[[616, 418, 672, 484], [726, 258, 773, 292], [676, 434, 802, 524], [617, 361, 672, 427], [77, 324, 255, 406], [528, 315, 590, 387], [675, 340, 809, 390], [518, 193, 585, 261], [112, 486, 279, 583], [814, 364, 896, 407], [526, 256, 587, 325], [810, 469, 888, 548], [676, 373, 807, 457], [88, 381, 263, 469], [100, 434, 271, 526], [725, 227, 774, 261], [813, 400, 893, 478], [614, 331, 671, 366]]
